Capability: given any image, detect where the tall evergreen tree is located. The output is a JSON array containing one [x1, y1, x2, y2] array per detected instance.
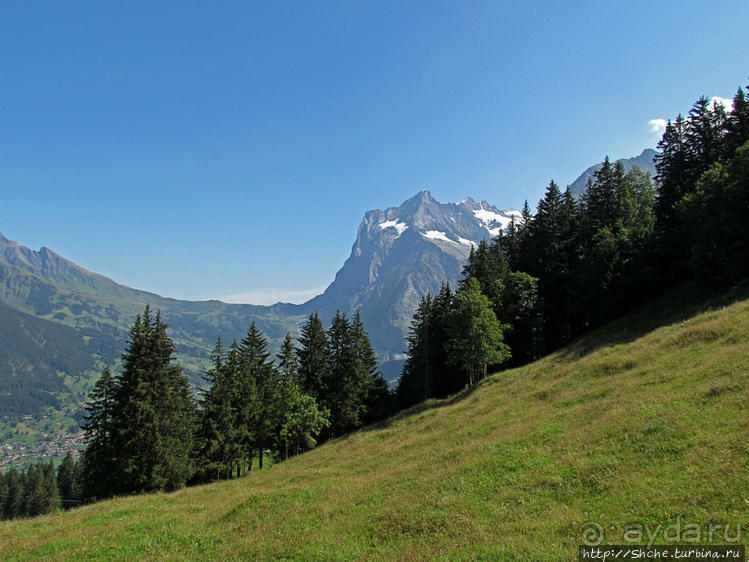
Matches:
[[324, 311, 369, 436], [240, 323, 278, 469], [115, 308, 195, 493], [79, 367, 117, 501], [276, 332, 300, 385], [195, 337, 243, 481], [2, 469, 23, 519], [296, 312, 330, 399], [57, 451, 80, 509], [351, 311, 391, 424], [397, 293, 434, 408]]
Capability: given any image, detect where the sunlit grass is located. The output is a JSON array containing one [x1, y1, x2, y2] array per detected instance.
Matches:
[[2, 291, 748, 560]]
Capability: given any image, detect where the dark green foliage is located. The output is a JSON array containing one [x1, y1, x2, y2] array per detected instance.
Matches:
[[240, 323, 278, 469], [296, 312, 330, 399], [0, 460, 64, 521], [325, 312, 367, 436], [80, 307, 195, 499], [194, 337, 244, 482], [79, 367, 117, 501], [677, 140, 749, 288], [2, 468, 23, 519], [57, 452, 81, 509]]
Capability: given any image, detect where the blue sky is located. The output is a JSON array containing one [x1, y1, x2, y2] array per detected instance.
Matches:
[[1, 1, 747, 303]]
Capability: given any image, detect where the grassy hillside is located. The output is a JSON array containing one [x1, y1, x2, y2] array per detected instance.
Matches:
[[2, 290, 748, 560]]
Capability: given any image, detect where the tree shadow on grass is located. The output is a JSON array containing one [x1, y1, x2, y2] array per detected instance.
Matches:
[[360, 281, 749, 435], [555, 281, 749, 363]]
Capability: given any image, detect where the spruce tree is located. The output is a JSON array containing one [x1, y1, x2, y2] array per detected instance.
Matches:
[[84, 307, 196, 497], [296, 312, 330, 399], [195, 337, 242, 481], [57, 451, 80, 509], [351, 311, 390, 424], [240, 323, 278, 470], [80, 367, 117, 501], [3, 469, 22, 519], [325, 311, 368, 436], [276, 332, 300, 385], [397, 293, 434, 408]]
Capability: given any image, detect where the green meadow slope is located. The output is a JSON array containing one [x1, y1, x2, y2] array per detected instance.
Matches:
[[2, 290, 748, 560]]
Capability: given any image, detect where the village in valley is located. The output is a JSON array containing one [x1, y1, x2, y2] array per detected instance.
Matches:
[[0, 408, 85, 470]]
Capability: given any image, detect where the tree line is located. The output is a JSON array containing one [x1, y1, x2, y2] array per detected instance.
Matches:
[[397, 79, 749, 408], [73, 306, 390, 502], [0, 452, 79, 520]]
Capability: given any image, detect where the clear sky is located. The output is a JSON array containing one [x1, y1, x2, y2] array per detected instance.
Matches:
[[1, 1, 747, 303]]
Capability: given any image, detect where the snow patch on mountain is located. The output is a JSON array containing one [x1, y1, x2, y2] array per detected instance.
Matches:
[[458, 237, 478, 248], [422, 230, 453, 243], [472, 206, 513, 237], [379, 220, 408, 237]]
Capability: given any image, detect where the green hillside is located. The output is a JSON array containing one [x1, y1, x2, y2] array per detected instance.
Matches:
[[2, 289, 747, 560]]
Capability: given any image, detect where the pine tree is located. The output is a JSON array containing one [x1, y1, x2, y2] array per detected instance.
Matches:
[[240, 323, 278, 470], [118, 309, 195, 493], [296, 312, 330, 399], [2, 468, 22, 519], [226, 339, 254, 477], [42, 460, 61, 513], [195, 337, 243, 481], [21, 464, 44, 517], [351, 311, 390, 424], [0, 471, 7, 518], [84, 307, 196, 497], [726, 86, 749, 154], [325, 311, 368, 436], [80, 367, 117, 501], [276, 333, 300, 385], [57, 452, 80, 509]]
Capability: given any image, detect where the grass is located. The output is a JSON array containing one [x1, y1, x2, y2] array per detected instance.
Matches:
[[1, 289, 748, 560]]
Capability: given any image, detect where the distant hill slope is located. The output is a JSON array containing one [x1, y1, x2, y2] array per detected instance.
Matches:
[[568, 148, 658, 196], [3, 287, 746, 559]]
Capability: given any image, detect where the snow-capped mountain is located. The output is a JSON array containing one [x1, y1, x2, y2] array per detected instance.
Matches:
[[303, 190, 520, 362]]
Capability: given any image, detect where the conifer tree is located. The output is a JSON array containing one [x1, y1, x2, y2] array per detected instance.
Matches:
[[80, 367, 117, 500], [240, 323, 278, 469], [57, 452, 80, 509], [276, 333, 300, 385], [324, 311, 369, 436], [114, 308, 195, 493], [296, 312, 330, 399], [396, 293, 434, 408], [2, 468, 22, 519], [195, 337, 242, 481], [0, 471, 7, 518], [351, 311, 391, 424]]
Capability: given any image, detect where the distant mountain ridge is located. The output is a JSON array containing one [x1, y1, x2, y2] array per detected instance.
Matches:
[[567, 148, 658, 196], [303, 190, 520, 360]]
